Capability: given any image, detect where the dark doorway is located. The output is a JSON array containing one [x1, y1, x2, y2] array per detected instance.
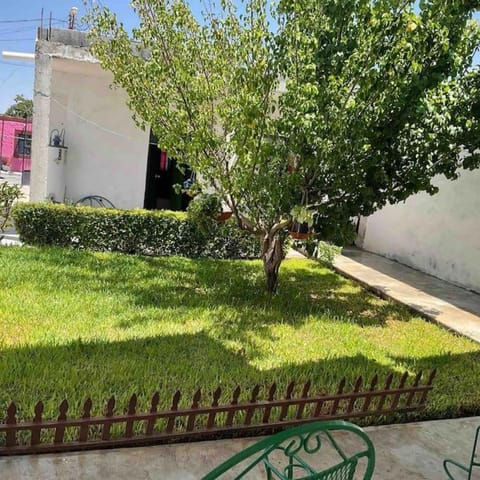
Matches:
[[143, 131, 193, 211]]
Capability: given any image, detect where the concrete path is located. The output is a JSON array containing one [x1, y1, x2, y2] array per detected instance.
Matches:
[[0, 417, 478, 479], [0, 169, 30, 198], [334, 247, 480, 343], [0, 170, 29, 246], [0, 226, 21, 246]]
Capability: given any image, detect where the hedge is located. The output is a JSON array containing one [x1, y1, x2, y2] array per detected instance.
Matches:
[[12, 203, 260, 259]]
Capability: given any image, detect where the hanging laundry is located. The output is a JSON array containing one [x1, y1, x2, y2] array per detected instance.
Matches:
[[160, 151, 169, 171]]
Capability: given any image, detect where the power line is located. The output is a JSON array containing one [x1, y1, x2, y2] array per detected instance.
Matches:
[[0, 38, 35, 42], [0, 20, 66, 35], [0, 19, 41, 24], [0, 69, 18, 89], [0, 61, 34, 68], [0, 26, 40, 35]]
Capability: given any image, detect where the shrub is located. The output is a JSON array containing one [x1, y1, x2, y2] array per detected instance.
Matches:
[[314, 240, 342, 266], [293, 238, 342, 267], [12, 203, 259, 259], [0, 182, 22, 239], [186, 193, 223, 234]]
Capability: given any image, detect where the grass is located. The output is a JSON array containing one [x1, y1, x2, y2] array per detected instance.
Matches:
[[0, 245, 479, 427]]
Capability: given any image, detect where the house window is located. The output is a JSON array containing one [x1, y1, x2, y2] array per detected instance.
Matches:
[[15, 131, 32, 157]]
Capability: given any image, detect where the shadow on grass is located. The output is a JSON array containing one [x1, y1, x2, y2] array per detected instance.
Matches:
[[18, 247, 414, 332], [2, 247, 479, 426], [1, 330, 479, 432], [2, 331, 473, 423]]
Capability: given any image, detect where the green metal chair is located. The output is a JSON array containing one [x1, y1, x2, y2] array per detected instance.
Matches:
[[444, 425, 480, 480], [201, 420, 375, 480]]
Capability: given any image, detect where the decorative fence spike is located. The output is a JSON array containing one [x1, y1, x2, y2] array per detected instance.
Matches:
[[30, 401, 44, 446], [244, 385, 261, 426], [330, 378, 346, 415], [5, 402, 17, 447], [279, 382, 295, 421], [124, 394, 137, 438], [79, 398, 92, 442], [0, 371, 436, 456], [362, 375, 378, 412], [391, 372, 409, 410], [262, 383, 277, 423], [102, 396, 115, 441], [346, 376, 363, 414], [207, 387, 222, 429], [419, 369, 437, 405], [54, 400, 68, 444], [225, 386, 241, 427], [145, 392, 160, 436], [312, 393, 325, 418], [406, 371, 423, 407], [296, 380, 311, 420], [166, 391, 181, 434], [377, 373, 393, 412], [186, 389, 202, 432]]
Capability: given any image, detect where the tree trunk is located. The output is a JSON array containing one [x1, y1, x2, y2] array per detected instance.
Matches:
[[261, 234, 284, 294]]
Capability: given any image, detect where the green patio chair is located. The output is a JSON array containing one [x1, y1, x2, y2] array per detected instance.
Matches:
[[444, 425, 480, 480], [201, 420, 375, 480]]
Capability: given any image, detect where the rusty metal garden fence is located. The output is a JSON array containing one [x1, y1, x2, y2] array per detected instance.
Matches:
[[0, 370, 436, 455]]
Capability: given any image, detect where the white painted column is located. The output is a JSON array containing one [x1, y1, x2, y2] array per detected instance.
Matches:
[[30, 45, 52, 201]]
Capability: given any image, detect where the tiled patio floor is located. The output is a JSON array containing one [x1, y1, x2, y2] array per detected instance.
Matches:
[[0, 416, 478, 479]]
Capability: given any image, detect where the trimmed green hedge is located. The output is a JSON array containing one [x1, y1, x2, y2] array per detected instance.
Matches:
[[13, 203, 260, 259]]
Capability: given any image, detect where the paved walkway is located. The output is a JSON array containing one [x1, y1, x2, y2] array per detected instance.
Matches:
[[0, 416, 478, 479], [0, 170, 29, 246], [0, 169, 30, 198], [334, 247, 480, 342]]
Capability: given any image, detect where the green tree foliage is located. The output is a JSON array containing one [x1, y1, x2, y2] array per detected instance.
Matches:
[[88, 0, 480, 293], [4, 95, 33, 119], [0, 182, 22, 240]]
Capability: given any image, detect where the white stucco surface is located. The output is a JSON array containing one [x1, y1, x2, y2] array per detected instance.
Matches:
[[50, 59, 149, 208], [361, 169, 480, 293], [31, 39, 150, 209]]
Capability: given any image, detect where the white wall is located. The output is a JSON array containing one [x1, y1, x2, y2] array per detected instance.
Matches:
[[361, 169, 480, 292], [47, 58, 149, 209]]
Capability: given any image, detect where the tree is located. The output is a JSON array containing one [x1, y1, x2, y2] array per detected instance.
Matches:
[[88, 0, 480, 293], [0, 182, 22, 241], [4, 95, 33, 118]]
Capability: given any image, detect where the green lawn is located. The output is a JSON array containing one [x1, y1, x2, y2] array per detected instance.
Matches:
[[0, 246, 479, 425]]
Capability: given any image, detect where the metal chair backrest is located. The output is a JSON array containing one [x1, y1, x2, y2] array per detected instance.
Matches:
[[444, 425, 480, 480], [201, 420, 375, 480]]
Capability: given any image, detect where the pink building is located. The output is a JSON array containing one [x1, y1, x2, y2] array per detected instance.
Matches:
[[0, 115, 33, 173]]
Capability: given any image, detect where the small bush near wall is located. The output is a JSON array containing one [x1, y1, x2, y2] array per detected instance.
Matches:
[[12, 203, 260, 259]]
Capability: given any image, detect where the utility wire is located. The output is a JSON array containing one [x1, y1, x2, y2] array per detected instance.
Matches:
[[0, 69, 18, 89], [0, 19, 41, 24], [0, 38, 35, 42], [52, 97, 160, 146], [0, 61, 34, 68]]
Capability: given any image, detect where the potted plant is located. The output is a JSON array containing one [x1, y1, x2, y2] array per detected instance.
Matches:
[[187, 193, 233, 231], [289, 206, 313, 240], [216, 211, 232, 221], [289, 221, 311, 240]]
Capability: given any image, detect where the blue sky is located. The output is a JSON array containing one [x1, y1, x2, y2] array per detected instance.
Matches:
[[0, 2, 478, 113], [0, 1, 146, 112]]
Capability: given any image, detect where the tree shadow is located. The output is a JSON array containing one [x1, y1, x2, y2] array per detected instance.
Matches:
[[3, 247, 476, 426], [0, 331, 453, 423], [388, 351, 480, 420], [19, 247, 414, 336]]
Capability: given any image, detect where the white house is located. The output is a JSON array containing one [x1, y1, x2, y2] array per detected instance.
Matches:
[[31, 28, 190, 211], [30, 29, 480, 293], [357, 169, 480, 293]]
